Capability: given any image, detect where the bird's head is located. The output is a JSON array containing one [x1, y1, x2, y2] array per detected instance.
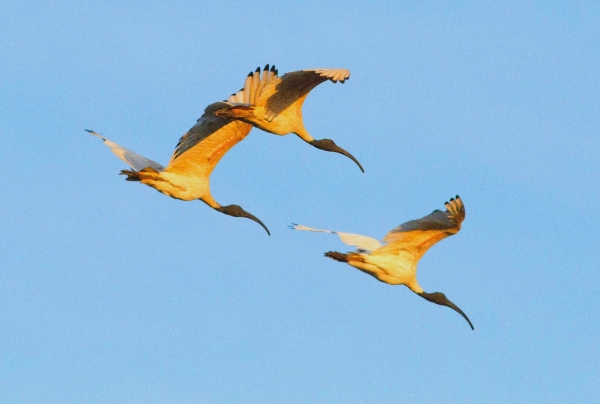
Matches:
[[309, 139, 364, 172], [216, 204, 271, 235], [418, 291, 474, 330]]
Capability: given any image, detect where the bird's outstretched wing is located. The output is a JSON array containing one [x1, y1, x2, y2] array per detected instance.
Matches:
[[249, 67, 349, 120], [217, 65, 279, 117], [86, 129, 165, 171], [165, 102, 252, 178], [372, 196, 465, 257], [228, 64, 279, 105], [290, 223, 382, 253]]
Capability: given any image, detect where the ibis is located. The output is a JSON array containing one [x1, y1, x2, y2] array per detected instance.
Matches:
[[215, 65, 364, 172], [87, 92, 272, 234], [291, 196, 473, 329]]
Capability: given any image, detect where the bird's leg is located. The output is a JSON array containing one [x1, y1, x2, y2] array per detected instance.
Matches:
[[120, 169, 141, 181], [119, 167, 160, 182], [326, 251, 396, 283], [324, 251, 348, 262]]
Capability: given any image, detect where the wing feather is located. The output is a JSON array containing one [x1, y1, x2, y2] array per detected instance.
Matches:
[[227, 65, 276, 105], [255, 68, 350, 118], [164, 102, 252, 178], [87, 130, 164, 171], [372, 196, 465, 257], [290, 223, 382, 252], [249, 67, 259, 104], [227, 87, 245, 103]]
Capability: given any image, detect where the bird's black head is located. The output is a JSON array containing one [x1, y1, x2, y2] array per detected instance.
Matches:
[[418, 291, 474, 330], [216, 204, 271, 235], [309, 139, 364, 173]]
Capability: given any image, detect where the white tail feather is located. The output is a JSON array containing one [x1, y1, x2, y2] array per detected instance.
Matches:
[[87, 130, 164, 171], [290, 223, 382, 252]]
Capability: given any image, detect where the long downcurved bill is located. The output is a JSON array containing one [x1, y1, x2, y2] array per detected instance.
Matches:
[[216, 205, 271, 235], [311, 140, 364, 172], [241, 211, 271, 236], [419, 292, 474, 330], [443, 300, 474, 330], [333, 145, 364, 173]]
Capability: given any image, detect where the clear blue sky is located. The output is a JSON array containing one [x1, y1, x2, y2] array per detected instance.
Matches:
[[1, 1, 599, 402]]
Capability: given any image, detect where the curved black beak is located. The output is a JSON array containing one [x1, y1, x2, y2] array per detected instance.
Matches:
[[418, 291, 474, 330], [216, 205, 271, 235], [310, 139, 364, 172], [441, 298, 474, 330], [240, 210, 271, 236]]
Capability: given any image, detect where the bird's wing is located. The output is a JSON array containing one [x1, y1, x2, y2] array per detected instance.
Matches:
[[216, 65, 279, 115], [372, 196, 465, 257], [227, 64, 279, 105], [87, 129, 165, 171], [255, 68, 350, 119], [290, 223, 382, 252], [164, 102, 252, 178]]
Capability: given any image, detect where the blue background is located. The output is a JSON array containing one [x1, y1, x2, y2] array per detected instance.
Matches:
[[1, 1, 598, 402]]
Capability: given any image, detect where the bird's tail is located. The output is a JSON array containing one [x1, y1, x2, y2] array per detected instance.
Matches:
[[86, 129, 165, 172]]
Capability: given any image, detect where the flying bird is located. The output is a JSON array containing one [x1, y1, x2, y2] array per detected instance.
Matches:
[[87, 94, 271, 235], [215, 65, 364, 172], [290, 196, 473, 329]]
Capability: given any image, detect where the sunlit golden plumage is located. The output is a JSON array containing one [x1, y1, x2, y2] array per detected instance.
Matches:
[[87, 98, 271, 235], [291, 196, 473, 329], [216, 65, 364, 172]]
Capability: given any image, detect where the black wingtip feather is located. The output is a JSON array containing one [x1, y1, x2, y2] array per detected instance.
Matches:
[[247, 72, 253, 77], [255, 67, 260, 73], [264, 64, 269, 71], [270, 65, 276, 72]]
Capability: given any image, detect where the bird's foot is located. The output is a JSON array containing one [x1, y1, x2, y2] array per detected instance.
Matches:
[[324, 251, 348, 262]]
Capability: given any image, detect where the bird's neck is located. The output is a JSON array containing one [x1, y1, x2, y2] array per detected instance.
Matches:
[[406, 277, 424, 294], [199, 194, 219, 210], [294, 124, 314, 143]]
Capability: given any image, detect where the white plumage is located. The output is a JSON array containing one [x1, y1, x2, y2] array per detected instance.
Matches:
[[289, 224, 382, 253]]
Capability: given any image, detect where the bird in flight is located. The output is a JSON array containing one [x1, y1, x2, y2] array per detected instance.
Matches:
[[215, 65, 364, 172], [291, 196, 473, 329], [87, 94, 271, 234]]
